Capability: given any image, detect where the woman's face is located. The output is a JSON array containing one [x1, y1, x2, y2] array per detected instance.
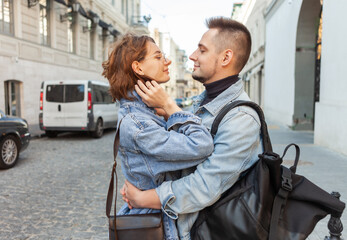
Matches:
[[137, 41, 172, 83]]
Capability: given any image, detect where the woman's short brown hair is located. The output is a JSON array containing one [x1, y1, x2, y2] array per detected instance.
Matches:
[[102, 33, 155, 101]]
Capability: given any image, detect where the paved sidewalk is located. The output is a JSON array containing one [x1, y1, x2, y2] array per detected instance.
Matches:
[[268, 122, 347, 239]]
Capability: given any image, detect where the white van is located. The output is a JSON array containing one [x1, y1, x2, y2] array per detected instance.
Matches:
[[39, 80, 119, 138]]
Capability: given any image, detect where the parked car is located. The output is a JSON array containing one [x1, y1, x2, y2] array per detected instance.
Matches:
[[0, 110, 30, 169], [39, 80, 119, 138], [175, 97, 194, 108], [175, 98, 184, 107], [183, 97, 193, 107]]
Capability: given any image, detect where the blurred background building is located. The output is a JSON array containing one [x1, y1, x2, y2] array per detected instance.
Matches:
[[2, 0, 346, 156], [0, 0, 149, 132], [0, 0, 199, 133], [235, 0, 347, 155]]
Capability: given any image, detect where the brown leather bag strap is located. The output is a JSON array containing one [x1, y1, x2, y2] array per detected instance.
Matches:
[[106, 119, 123, 240]]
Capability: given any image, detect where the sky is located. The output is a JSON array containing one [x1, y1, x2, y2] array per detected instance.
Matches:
[[141, 0, 240, 67]]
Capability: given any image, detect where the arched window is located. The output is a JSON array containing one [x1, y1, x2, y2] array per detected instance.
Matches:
[[4, 80, 22, 117]]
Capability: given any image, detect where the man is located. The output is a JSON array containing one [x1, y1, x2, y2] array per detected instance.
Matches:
[[122, 16, 263, 240]]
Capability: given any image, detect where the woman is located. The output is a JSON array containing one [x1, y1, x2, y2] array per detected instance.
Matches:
[[102, 33, 213, 240]]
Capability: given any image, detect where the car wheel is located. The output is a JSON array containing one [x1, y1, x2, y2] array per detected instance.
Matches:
[[0, 135, 20, 169], [45, 131, 58, 138], [92, 119, 103, 138]]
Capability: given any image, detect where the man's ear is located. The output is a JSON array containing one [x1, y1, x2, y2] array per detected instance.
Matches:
[[221, 49, 233, 67], [132, 61, 144, 75]]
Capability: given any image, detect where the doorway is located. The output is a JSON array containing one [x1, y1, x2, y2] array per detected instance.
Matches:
[[4, 80, 22, 117], [293, 0, 322, 130]]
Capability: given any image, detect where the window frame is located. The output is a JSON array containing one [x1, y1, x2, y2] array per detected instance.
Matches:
[[0, 0, 14, 36], [39, 0, 51, 46]]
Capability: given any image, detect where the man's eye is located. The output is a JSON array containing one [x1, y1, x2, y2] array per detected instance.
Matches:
[[156, 56, 161, 60]]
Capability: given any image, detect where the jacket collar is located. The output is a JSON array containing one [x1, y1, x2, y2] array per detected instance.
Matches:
[[192, 79, 244, 116], [120, 91, 157, 114]]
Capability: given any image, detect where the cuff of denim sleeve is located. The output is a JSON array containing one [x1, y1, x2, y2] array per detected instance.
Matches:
[[156, 181, 178, 220], [180, 233, 192, 240], [166, 111, 202, 131]]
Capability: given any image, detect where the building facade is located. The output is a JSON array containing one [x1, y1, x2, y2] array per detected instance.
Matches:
[[233, 0, 272, 108], [264, 0, 347, 155], [0, 0, 147, 133]]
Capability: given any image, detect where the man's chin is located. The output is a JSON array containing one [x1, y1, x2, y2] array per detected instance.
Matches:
[[192, 74, 207, 84]]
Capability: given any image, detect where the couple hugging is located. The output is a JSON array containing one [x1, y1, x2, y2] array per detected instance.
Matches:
[[102, 16, 262, 240]]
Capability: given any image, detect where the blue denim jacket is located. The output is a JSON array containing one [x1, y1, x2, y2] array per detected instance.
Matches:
[[116, 91, 214, 240], [155, 80, 263, 239]]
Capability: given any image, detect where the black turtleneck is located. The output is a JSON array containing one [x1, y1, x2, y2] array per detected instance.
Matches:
[[200, 74, 239, 106]]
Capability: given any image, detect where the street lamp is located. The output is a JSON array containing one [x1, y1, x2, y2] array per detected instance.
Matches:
[[71, 3, 80, 12], [27, 0, 39, 8], [93, 16, 100, 25]]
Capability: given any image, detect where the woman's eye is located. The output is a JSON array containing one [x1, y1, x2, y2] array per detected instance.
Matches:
[[156, 56, 161, 60]]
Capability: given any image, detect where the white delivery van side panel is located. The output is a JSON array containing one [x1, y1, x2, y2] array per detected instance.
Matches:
[[90, 81, 118, 128], [92, 102, 118, 128]]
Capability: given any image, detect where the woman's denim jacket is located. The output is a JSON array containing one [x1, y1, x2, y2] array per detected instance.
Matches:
[[116, 91, 214, 240]]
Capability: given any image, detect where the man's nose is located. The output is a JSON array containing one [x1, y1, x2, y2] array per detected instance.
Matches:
[[189, 50, 197, 61]]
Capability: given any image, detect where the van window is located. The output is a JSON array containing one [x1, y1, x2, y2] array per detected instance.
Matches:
[[46, 84, 84, 103], [92, 84, 112, 104], [65, 85, 84, 102], [46, 85, 64, 102]]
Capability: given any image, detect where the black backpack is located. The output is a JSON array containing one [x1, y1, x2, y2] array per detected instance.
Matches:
[[191, 100, 345, 240]]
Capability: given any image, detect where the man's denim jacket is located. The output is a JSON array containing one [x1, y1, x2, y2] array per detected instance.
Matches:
[[155, 80, 263, 240], [116, 91, 214, 240]]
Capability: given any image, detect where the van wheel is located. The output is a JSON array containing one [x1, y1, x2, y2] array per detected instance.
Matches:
[[0, 135, 19, 169], [46, 131, 58, 138], [92, 119, 103, 138]]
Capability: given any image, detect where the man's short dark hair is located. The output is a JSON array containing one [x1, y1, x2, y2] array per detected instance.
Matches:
[[206, 17, 252, 72]]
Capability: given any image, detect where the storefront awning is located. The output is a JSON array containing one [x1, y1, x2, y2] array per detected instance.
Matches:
[[98, 20, 109, 29], [78, 4, 88, 19]]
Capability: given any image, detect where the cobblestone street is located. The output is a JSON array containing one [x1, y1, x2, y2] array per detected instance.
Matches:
[[0, 130, 124, 240], [1, 123, 347, 239]]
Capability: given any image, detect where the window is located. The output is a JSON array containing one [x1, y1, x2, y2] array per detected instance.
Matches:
[[46, 84, 84, 103], [92, 85, 112, 104], [88, 19, 94, 59], [39, 0, 50, 46], [102, 28, 108, 60], [46, 85, 64, 102], [0, 0, 14, 35], [121, 0, 125, 14], [65, 85, 84, 102], [4, 80, 21, 117], [66, 8, 75, 53]]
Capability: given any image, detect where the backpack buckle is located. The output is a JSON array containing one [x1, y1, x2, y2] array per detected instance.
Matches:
[[281, 175, 292, 191]]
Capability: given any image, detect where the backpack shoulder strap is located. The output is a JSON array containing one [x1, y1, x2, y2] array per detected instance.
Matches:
[[210, 100, 272, 153]]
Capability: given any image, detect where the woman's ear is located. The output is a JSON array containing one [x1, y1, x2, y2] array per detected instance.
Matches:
[[132, 61, 144, 75], [221, 49, 233, 67]]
